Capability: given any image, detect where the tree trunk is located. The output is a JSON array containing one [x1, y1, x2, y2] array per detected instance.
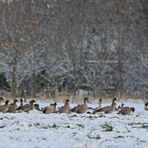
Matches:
[[11, 64, 17, 98]]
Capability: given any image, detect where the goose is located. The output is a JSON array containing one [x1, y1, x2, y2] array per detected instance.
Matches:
[[105, 102, 116, 114], [117, 107, 135, 115], [7, 99, 18, 113], [58, 99, 70, 113], [93, 98, 102, 113], [43, 103, 57, 114], [0, 100, 9, 113], [94, 98, 117, 113], [71, 97, 89, 113], [22, 100, 36, 112]]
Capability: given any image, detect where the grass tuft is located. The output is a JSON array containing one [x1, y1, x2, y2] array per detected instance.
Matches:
[[87, 134, 101, 139], [101, 122, 113, 132]]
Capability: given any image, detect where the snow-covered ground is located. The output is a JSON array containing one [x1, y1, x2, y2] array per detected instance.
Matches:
[[0, 99, 148, 148]]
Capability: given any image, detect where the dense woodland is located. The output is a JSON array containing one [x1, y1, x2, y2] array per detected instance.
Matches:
[[0, 0, 147, 99]]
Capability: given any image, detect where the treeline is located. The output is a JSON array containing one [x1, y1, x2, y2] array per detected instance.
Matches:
[[0, 0, 147, 99]]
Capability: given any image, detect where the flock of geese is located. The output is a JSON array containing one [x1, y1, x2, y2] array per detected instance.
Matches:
[[0, 96, 147, 115]]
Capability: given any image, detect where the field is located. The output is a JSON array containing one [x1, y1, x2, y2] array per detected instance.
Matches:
[[0, 99, 148, 148]]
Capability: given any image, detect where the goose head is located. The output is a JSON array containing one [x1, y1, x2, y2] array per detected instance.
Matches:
[[54, 102, 57, 106], [14, 99, 18, 103], [5, 100, 9, 105], [29, 100, 36, 105], [65, 99, 70, 105], [121, 103, 124, 108], [112, 98, 117, 104], [20, 99, 23, 102], [130, 107, 135, 112], [84, 97, 89, 103]]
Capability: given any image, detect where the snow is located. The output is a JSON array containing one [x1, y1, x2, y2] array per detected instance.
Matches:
[[0, 100, 148, 148]]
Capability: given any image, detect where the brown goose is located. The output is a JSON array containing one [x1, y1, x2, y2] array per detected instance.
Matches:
[[93, 98, 102, 114], [145, 101, 148, 111], [58, 99, 70, 113], [105, 102, 116, 114], [71, 97, 89, 113], [94, 98, 117, 113], [22, 100, 36, 112], [0, 96, 4, 105], [117, 107, 135, 115], [43, 103, 57, 114], [0, 100, 9, 113], [8, 99, 18, 113]]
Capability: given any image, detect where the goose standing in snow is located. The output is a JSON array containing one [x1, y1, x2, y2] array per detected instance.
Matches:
[[43, 103, 57, 114], [0, 100, 9, 113], [105, 102, 116, 114], [93, 98, 102, 114], [58, 99, 70, 113], [117, 107, 135, 115], [8, 99, 18, 113], [94, 98, 117, 114], [71, 97, 89, 113], [22, 100, 36, 112]]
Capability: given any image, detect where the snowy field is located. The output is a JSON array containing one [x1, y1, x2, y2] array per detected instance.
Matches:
[[0, 99, 148, 148]]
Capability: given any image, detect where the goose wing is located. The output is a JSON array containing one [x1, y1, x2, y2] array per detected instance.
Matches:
[[43, 106, 53, 114], [22, 104, 31, 112], [71, 105, 81, 112], [58, 106, 64, 113], [94, 106, 110, 113]]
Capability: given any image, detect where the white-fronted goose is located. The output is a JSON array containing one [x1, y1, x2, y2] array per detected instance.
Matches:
[[8, 99, 18, 113], [105, 102, 116, 114], [58, 99, 70, 113], [22, 100, 36, 112], [94, 98, 117, 113], [71, 97, 89, 113], [93, 98, 102, 113], [43, 103, 57, 114], [0, 100, 9, 113], [117, 107, 135, 115]]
